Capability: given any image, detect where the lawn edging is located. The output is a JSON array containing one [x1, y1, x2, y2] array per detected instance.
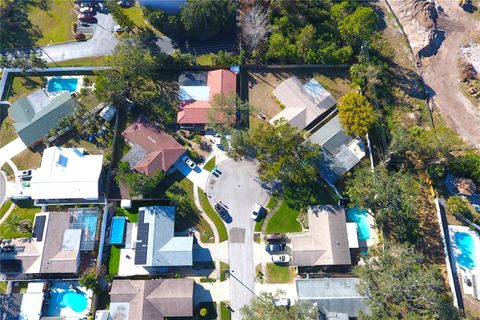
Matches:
[[198, 188, 228, 242]]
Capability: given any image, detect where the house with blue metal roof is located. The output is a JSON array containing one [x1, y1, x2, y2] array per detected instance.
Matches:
[[133, 206, 193, 269]]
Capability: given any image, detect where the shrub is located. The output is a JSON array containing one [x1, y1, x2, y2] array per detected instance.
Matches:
[[200, 308, 208, 317]]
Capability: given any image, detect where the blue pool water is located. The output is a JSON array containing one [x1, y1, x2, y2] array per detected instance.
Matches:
[[110, 217, 126, 244], [347, 207, 370, 241], [454, 231, 477, 270], [47, 77, 79, 93], [45, 283, 88, 317]]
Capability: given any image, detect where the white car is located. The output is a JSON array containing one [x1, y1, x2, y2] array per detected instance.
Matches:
[[271, 254, 290, 264], [183, 156, 196, 169], [79, 6, 93, 13], [250, 203, 264, 221], [273, 297, 291, 307]]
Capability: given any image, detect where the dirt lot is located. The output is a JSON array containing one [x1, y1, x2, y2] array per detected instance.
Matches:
[[247, 68, 350, 128]]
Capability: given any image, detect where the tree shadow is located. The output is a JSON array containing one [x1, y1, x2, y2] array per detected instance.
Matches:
[[0, 1, 43, 50], [390, 62, 429, 100]]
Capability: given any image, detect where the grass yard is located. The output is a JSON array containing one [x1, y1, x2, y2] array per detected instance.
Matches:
[[11, 149, 42, 170], [0, 116, 17, 148], [203, 156, 216, 172], [0, 201, 41, 239], [116, 208, 138, 223], [198, 188, 228, 242], [265, 200, 302, 234], [266, 263, 295, 283], [121, 4, 162, 35], [220, 302, 232, 320], [255, 196, 280, 232], [29, 0, 77, 46], [0, 200, 13, 221], [197, 54, 215, 66], [47, 57, 100, 67], [0, 281, 7, 294], [108, 245, 121, 275], [220, 262, 229, 282], [6, 76, 45, 103]]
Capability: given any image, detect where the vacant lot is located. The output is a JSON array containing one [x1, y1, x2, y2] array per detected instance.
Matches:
[[248, 68, 351, 128], [29, 0, 77, 46]]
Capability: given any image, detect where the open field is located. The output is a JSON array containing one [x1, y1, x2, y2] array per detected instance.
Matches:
[[247, 68, 351, 128], [29, 0, 77, 46]]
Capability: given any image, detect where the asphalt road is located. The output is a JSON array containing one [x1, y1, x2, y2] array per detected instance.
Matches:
[[207, 159, 269, 319]]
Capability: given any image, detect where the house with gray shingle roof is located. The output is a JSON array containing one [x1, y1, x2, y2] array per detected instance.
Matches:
[[133, 206, 193, 269], [9, 90, 75, 145]]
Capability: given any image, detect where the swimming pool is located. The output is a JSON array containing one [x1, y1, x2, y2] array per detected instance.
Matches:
[[110, 217, 126, 245], [454, 231, 477, 270], [347, 207, 370, 241], [44, 282, 91, 318], [46, 76, 80, 93]]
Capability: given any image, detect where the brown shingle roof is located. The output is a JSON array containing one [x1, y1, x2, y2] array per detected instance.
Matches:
[[291, 205, 351, 266], [122, 115, 186, 175], [110, 279, 194, 320]]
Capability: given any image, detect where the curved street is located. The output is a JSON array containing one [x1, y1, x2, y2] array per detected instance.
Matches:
[[207, 159, 270, 319]]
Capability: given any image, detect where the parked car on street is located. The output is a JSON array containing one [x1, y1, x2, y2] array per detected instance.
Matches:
[[266, 243, 286, 253], [271, 254, 290, 264], [183, 156, 196, 169], [117, 0, 131, 7], [79, 6, 94, 13], [214, 202, 230, 222], [78, 13, 94, 22], [250, 203, 265, 221]]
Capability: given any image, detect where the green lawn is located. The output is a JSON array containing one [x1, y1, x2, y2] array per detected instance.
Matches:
[[220, 302, 232, 320], [47, 57, 100, 67], [197, 54, 215, 66], [116, 208, 138, 222], [11, 149, 42, 170], [6, 76, 44, 103], [0, 281, 7, 294], [0, 200, 13, 221], [266, 263, 295, 283], [29, 0, 77, 46], [254, 196, 278, 232], [0, 201, 41, 239], [266, 196, 279, 210], [265, 200, 302, 234], [204, 156, 216, 172], [108, 245, 121, 275], [121, 4, 162, 35], [220, 262, 229, 282], [198, 188, 228, 242]]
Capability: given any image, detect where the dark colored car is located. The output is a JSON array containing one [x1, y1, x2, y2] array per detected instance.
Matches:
[[266, 233, 287, 243], [117, 0, 131, 7], [78, 13, 94, 22], [266, 243, 286, 253], [214, 203, 230, 222]]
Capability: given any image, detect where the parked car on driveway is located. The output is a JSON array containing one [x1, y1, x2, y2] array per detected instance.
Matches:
[[182, 156, 196, 169], [78, 13, 94, 22], [271, 254, 291, 264], [266, 233, 287, 243], [214, 202, 230, 222], [266, 243, 286, 253], [18, 170, 32, 179], [79, 6, 94, 13], [250, 203, 265, 221]]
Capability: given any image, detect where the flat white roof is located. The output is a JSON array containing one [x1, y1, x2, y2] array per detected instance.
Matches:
[[179, 86, 210, 101], [30, 147, 103, 200], [20, 283, 46, 320], [347, 222, 359, 249]]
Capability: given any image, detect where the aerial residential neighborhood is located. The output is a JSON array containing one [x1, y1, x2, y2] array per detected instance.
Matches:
[[0, 0, 479, 320]]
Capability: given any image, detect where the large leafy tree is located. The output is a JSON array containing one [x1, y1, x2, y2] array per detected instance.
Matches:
[[115, 162, 165, 198], [240, 290, 317, 320], [181, 0, 236, 32], [338, 6, 378, 46], [338, 91, 375, 137], [355, 242, 459, 320], [345, 165, 420, 243]]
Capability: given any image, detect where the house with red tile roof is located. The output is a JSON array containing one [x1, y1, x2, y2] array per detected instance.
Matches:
[[177, 69, 237, 129], [121, 116, 186, 176]]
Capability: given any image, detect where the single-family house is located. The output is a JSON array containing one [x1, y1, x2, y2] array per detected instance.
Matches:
[[290, 205, 354, 267], [269, 77, 336, 131], [122, 116, 186, 176], [444, 173, 480, 209], [9, 90, 75, 145], [138, 0, 186, 12], [177, 69, 237, 129], [27, 147, 103, 203], [0, 208, 98, 278], [109, 278, 194, 320], [296, 278, 370, 319], [310, 115, 365, 184], [132, 206, 193, 269]]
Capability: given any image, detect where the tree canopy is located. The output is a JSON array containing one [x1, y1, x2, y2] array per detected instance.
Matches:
[[115, 162, 165, 198], [181, 0, 236, 32], [338, 91, 375, 137], [240, 290, 317, 320], [355, 242, 459, 320], [345, 165, 420, 243]]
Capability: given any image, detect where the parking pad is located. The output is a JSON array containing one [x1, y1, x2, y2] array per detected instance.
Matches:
[[229, 227, 246, 243]]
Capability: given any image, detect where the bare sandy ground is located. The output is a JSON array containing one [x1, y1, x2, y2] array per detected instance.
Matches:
[[387, 0, 480, 148]]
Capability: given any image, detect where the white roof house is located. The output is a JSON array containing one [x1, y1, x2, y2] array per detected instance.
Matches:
[[19, 282, 46, 320], [30, 147, 103, 200], [270, 77, 336, 130]]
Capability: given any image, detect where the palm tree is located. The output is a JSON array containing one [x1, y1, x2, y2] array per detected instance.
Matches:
[[4, 214, 32, 234]]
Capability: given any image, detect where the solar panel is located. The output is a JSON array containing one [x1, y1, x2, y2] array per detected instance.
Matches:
[[134, 242, 147, 264], [32, 215, 46, 241], [136, 223, 149, 243], [138, 210, 145, 223]]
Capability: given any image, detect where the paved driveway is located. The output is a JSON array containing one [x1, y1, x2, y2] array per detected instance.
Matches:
[[173, 157, 210, 190], [41, 11, 119, 62], [0, 138, 27, 168], [207, 159, 269, 318]]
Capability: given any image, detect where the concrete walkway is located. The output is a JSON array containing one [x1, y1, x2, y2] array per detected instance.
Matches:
[[0, 138, 27, 168]]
